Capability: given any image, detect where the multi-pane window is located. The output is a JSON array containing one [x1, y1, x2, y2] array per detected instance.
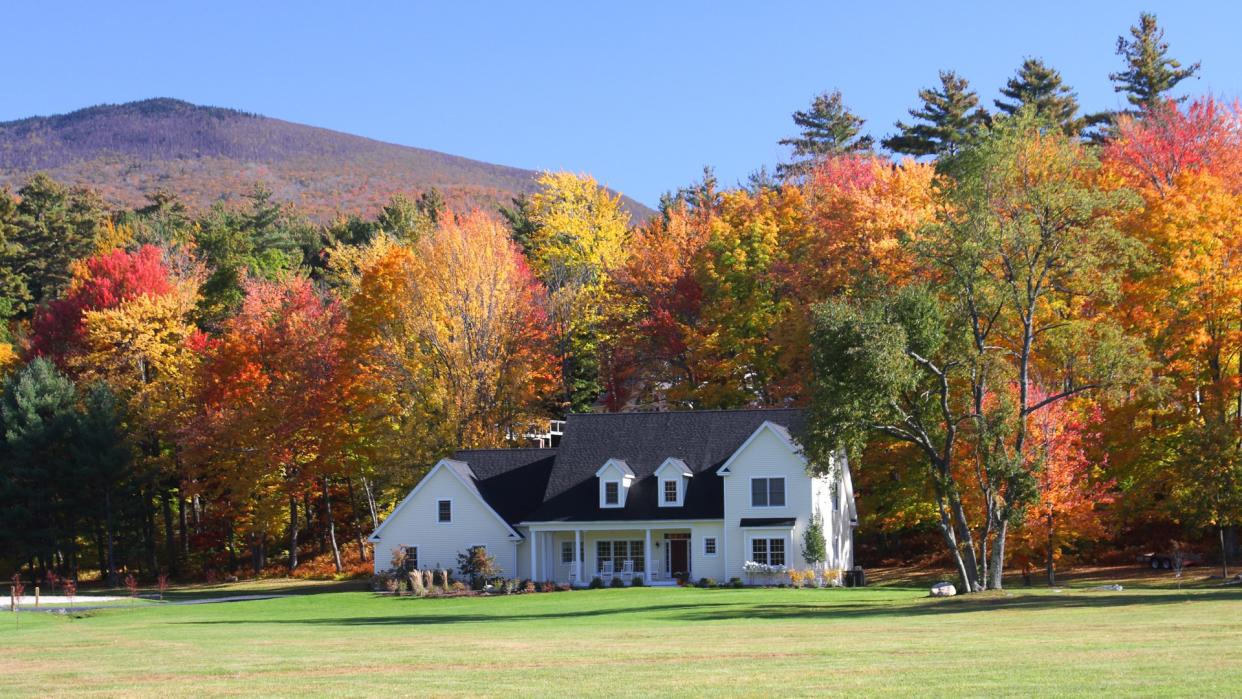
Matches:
[[751, 538, 786, 566], [663, 480, 678, 504], [561, 541, 585, 564], [596, 540, 645, 573], [401, 546, 418, 571], [604, 481, 619, 505], [751, 478, 786, 507], [437, 499, 452, 522], [704, 537, 717, 555]]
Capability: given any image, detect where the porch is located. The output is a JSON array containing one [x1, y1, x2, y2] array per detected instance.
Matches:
[[524, 523, 712, 585]]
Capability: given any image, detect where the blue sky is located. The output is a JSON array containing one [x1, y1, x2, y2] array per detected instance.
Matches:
[[3, 1, 1240, 206]]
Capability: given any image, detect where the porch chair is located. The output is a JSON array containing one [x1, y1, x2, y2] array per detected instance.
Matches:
[[601, 560, 614, 584], [620, 559, 634, 580]]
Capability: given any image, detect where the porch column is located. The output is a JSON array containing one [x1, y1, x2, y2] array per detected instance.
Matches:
[[645, 528, 652, 584], [529, 529, 537, 581], [574, 529, 582, 585]]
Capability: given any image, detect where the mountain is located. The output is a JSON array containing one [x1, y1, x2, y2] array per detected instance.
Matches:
[[0, 98, 653, 222]]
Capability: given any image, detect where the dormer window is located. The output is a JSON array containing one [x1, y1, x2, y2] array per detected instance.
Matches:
[[596, 458, 634, 508], [655, 457, 691, 508]]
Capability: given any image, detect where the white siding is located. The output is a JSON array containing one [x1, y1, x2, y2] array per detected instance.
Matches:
[[371, 466, 518, 576], [721, 425, 816, 579]]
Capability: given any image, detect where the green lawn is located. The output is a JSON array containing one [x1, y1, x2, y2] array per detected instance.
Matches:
[[3, 580, 1240, 697]]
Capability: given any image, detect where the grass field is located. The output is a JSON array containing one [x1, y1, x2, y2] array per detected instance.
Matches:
[[3, 574, 1241, 697]]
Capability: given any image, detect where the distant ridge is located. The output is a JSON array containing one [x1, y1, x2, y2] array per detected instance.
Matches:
[[0, 98, 653, 221]]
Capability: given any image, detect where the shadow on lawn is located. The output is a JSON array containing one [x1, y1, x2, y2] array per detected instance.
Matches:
[[676, 589, 1242, 623], [174, 602, 738, 627], [171, 589, 1242, 628]]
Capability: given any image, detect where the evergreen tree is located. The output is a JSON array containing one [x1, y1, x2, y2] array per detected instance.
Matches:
[[70, 382, 131, 585], [802, 510, 828, 572], [777, 90, 873, 178], [994, 59, 1083, 135], [3, 174, 106, 315], [1110, 12, 1200, 111], [882, 71, 990, 157], [0, 359, 83, 575], [499, 193, 538, 256]]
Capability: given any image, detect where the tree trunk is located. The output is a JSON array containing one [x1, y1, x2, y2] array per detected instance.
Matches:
[[1221, 526, 1230, 580], [250, 531, 263, 576], [361, 477, 379, 529], [1045, 513, 1056, 587], [178, 494, 189, 556], [142, 485, 158, 574], [345, 477, 370, 562], [104, 491, 118, 586], [161, 489, 177, 576], [989, 520, 1009, 590], [288, 496, 300, 571], [323, 478, 343, 573]]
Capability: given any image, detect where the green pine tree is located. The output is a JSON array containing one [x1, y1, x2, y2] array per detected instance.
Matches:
[[499, 193, 538, 257], [1110, 12, 1200, 111], [882, 71, 990, 157], [778, 90, 873, 178], [994, 59, 1083, 135]]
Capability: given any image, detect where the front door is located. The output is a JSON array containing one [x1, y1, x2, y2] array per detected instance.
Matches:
[[669, 539, 689, 578]]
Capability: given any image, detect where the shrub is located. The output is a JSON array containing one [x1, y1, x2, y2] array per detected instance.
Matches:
[[609, 576, 625, 588], [522, 579, 535, 593], [503, 579, 519, 594], [631, 576, 645, 587], [409, 570, 426, 596], [588, 576, 605, 589], [541, 581, 556, 593], [789, 569, 805, 589], [422, 569, 434, 591], [432, 569, 448, 588], [556, 583, 572, 592], [696, 578, 717, 589], [457, 546, 500, 590], [729, 578, 744, 588], [449, 581, 467, 593]]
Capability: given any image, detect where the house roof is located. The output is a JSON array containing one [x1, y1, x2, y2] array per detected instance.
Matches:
[[439, 409, 805, 526], [446, 448, 557, 525], [525, 409, 804, 523], [739, 518, 797, 528]]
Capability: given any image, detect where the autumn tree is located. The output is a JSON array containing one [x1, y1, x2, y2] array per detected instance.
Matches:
[[522, 172, 630, 413], [778, 90, 873, 178], [882, 71, 989, 157], [806, 112, 1147, 592]]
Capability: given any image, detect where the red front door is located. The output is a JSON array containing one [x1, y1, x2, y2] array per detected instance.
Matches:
[[670, 539, 689, 577]]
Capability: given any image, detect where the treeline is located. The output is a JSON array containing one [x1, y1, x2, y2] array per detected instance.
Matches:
[[0, 13, 1237, 592]]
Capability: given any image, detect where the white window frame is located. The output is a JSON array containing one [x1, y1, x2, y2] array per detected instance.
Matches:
[[660, 479, 681, 507], [436, 498, 453, 524], [561, 540, 584, 565], [748, 535, 788, 566], [401, 545, 419, 571], [602, 480, 621, 507], [703, 537, 717, 556], [749, 477, 786, 508]]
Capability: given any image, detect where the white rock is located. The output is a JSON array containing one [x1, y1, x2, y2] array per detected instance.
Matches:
[[930, 582, 956, 597]]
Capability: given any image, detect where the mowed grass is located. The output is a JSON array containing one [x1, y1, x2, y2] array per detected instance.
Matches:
[[3, 579, 1241, 697]]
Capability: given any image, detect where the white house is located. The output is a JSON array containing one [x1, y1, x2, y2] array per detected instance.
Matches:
[[369, 409, 857, 584]]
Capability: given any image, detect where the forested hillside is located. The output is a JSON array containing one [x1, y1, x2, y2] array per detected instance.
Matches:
[[0, 98, 653, 221], [0, 13, 1236, 595]]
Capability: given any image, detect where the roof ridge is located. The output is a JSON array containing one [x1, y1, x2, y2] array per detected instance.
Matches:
[[565, 407, 802, 417], [455, 447, 557, 453]]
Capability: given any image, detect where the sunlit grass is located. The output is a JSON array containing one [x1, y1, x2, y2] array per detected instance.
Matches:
[[2, 578, 1238, 697]]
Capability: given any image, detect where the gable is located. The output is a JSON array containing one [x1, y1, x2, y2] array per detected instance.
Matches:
[[369, 459, 522, 543]]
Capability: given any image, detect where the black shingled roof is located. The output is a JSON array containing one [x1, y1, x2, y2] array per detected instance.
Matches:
[[448, 448, 556, 525], [450, 409, 804, 525]]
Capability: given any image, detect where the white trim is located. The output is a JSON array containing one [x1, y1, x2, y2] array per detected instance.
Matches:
[[715, 421, 807, 476], [748, 476, 787, 508], [597, 458, 634, 509], [703, 536, 718, 556], [368, 459, 522, 543], [435, 498, 454, 524]]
